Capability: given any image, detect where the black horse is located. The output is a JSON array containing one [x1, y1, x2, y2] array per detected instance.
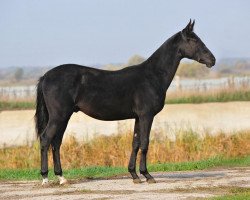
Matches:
[[35, 20, 215, 185]]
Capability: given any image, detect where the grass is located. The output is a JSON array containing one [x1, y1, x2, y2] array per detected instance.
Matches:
[[208, 187, 250, 200], [0, 166, 127, 181], [165, 88, 250, 104], [211, 193, 250, 200], [0, 156, 249, 181], [1, 130, 249, 169], [0, 130, 249, 181], [166, 186, 250, 200], [147, 156, 250, 172], [0, 100, 35, 111], [1, 87, 250, 111]]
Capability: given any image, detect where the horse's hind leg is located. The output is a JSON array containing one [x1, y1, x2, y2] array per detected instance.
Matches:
[[40, 126, 50, 185], [40, 116, 71, 185], [51, 127, 68, 185]]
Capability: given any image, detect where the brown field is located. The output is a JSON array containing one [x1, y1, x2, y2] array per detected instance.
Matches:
[[0, 130, 249, 169]]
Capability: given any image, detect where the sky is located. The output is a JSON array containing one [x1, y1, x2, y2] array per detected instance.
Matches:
[[0, 0, 250, 68]]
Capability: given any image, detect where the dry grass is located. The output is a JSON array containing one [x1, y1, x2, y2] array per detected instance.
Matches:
[[0, 96, 35, 111], [0, 130, 249, 169]]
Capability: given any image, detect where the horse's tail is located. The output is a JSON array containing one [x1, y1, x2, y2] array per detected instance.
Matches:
[[34, 76, 49, 138]]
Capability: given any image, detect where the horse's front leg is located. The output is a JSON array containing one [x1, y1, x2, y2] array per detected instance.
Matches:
[[138, 115, 156, 183]]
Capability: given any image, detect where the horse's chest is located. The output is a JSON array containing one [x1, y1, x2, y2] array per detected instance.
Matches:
[[151, 95, 165, 114], [133, 89, 165, 116]]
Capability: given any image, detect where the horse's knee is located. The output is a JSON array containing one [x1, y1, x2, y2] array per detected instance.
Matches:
[[140, 147, 148, 155], [140, 138, 149, 153], [132, 144, 140, 152]]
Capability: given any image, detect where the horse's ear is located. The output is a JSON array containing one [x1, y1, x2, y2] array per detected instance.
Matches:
[[183, 19, 194, 33], [181, 19, 195, 40], [191, 19, 195, 31]]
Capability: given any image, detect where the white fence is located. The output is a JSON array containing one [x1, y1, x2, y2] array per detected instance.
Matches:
[[1, 76, 250, 99], [0, 85, 36, 99], [169, 76, 250, 91]]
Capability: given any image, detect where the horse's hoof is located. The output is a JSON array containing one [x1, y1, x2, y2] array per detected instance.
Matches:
[[58, 176, 68, 185], [42, 178, 49, 186], [147, 178, 156, 184], [133, 178, 142, 184]]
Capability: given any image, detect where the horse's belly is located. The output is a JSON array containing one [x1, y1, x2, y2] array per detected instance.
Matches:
[[77, 102, 135, 121]]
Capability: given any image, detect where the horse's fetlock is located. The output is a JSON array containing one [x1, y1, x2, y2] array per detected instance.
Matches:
[[128, 167, 135, 173], [54, 170, 62, 176], [139, 169, 148, 175], [41, 170, 48, 177]]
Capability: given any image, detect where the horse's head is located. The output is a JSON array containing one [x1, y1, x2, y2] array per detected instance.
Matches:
[[179, 20, 216, 68]]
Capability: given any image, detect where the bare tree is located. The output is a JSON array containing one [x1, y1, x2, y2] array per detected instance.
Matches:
[[14, 67, 24, 82], [126, 55, 145, 66]]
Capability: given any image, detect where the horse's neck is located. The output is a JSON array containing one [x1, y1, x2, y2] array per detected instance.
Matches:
[[145, 33, 182, 91]]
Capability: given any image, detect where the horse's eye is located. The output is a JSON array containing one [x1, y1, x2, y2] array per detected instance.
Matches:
[[203, 49, 207, 53]]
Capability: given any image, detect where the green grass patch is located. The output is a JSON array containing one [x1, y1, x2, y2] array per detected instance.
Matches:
[[166, 90, 250, 104], [208, 187, 250, 200], [148, 156, 250, 172], [0, 101, 35, 111], [0, 166, 127, 181], [0, 156, 249, 181], [211, 193, 250, 200]]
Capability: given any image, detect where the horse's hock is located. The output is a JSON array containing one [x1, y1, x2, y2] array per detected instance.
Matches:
[[1, 102, 250, 148]]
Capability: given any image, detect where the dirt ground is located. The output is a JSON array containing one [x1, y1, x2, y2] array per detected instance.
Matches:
[[0, 167, 249, 200], [1, 102, 250, 148]]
